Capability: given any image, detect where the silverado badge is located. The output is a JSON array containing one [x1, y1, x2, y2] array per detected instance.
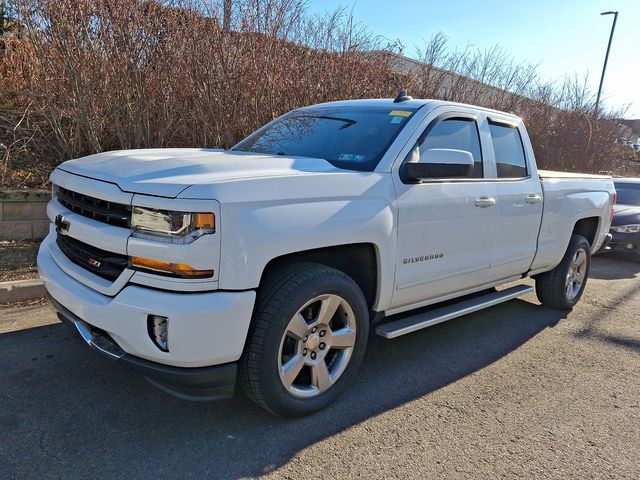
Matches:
[[403, 253, 444, 264]]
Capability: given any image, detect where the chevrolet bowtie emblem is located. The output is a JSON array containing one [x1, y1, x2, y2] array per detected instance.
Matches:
[[55, 214, 70, 233]]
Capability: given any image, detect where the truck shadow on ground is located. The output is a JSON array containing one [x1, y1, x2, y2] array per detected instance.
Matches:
[[0, 296, 568, 480]]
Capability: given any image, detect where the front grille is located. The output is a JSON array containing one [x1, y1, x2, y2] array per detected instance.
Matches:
[[56, 233, 128, 281], [56, 186, 130, 228]]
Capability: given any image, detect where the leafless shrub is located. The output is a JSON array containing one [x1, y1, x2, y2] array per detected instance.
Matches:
[[409, 35, 626, 174], [0, 0, 628, 188]]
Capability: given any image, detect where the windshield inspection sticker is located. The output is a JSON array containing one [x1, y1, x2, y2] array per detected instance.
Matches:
[[390, 116, 404, 124], [389, 110, 412, 117], [338, 153, 366, 162]]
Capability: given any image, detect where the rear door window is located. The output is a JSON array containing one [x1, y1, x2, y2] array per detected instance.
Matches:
[[489, 122, 528, 178]]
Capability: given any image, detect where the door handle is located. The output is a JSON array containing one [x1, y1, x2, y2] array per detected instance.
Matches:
[[475, 197, 496, 208], [525, 194, 543, 204]]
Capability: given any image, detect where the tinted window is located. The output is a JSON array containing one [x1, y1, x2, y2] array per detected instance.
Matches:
[[614, 183, 640, 205], [489, 122, 527, 178], [232, 106, 417, 171], [420, 118, 483, 178]]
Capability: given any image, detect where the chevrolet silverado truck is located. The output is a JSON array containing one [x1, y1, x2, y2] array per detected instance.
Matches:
[[38, 92, 616, 417]]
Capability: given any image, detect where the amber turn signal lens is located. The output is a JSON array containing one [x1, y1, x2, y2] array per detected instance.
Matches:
[[131, 256, 213, 278], [193, 213, 215, 231]]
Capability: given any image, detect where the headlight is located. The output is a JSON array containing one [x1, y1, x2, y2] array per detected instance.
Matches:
[[611, 224, 640, 233], [131, 206, 215, 244]]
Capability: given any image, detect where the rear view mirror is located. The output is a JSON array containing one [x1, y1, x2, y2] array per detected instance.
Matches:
[[403, 148, 474, 181]]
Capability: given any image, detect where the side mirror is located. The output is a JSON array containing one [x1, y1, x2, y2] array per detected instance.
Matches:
[[403, 148, 474, 181]]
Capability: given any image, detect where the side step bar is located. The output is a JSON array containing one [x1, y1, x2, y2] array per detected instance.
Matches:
[[376, 284, 534, 339]]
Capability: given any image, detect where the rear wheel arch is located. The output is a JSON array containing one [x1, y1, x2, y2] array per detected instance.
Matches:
[[572, 216, 600, 248]]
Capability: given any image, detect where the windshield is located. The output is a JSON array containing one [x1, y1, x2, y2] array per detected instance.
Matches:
[[232, 105, 418, 171], [615, 182, 640, 205]]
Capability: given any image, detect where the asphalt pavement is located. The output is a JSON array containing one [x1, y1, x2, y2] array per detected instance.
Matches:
[[1, 255, 638, 479]]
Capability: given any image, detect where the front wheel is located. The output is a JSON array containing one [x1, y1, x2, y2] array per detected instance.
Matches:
[[535, 234, 591, 309], [239, 263, 369, 417]]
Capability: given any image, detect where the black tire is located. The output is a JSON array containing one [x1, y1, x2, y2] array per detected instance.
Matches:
[[535, 234, 591, 309], [239, 263, 369, 417]]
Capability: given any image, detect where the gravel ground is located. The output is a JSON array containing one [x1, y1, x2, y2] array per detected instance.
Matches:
[[0, 240, 40, 282], [0, 266, 39, 283], [0, 255, 638, 480]]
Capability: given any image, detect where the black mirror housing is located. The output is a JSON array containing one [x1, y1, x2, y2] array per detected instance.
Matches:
[[403, 162, 471, 180], [401, 147, 474, 182]]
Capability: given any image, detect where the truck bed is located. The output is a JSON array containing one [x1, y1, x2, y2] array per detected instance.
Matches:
[[538, 170, 611, 180], [530, 171, 614, 273]]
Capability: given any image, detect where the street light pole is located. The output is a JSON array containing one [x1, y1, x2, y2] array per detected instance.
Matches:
[[595, 11, 618, 115], [223, 0, 232, 32]]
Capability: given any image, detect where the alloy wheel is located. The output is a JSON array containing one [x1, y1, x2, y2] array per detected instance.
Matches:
[[277, 294, 357, 398], [565, 247, 588, 300]]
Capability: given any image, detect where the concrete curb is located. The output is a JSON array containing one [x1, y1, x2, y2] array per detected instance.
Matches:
[[0, 279, 46, 304]]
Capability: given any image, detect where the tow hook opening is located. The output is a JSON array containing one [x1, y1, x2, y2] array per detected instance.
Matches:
[[148, 315, 169, 352]]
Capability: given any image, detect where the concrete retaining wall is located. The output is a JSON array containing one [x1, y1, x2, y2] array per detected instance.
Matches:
[[0, 190, 51, 241]]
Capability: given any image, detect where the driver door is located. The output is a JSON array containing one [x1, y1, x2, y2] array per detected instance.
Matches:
[[391, 109, 497, 309]]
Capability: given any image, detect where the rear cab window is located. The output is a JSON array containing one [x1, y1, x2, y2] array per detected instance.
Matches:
[[489, 121, 528, 178]]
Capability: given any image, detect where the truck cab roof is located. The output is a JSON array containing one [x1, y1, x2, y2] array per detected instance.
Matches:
[[302, 98, 522, 122]]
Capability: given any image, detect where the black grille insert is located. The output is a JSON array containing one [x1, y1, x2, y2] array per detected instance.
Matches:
[[56, 186, 130, 228], [56, 233, 128, 281]]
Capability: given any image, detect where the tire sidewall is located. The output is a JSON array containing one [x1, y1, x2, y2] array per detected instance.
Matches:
[[255, 267, 369, 416]]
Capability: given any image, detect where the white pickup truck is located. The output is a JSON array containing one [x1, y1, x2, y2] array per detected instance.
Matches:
[[38, 93, 616, 417]]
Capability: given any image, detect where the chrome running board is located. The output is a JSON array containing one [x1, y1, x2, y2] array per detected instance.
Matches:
[[376, 284, 534, 339]]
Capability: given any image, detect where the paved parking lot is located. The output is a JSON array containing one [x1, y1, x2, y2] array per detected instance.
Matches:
[[1, 255, 638, 479]]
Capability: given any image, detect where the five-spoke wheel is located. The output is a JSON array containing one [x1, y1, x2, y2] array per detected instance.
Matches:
[[565, 247, 588, 301], [278, 294, 357, 397], [240, 264, 369, 417]]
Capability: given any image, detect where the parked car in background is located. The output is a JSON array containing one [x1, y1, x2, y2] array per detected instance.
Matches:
[[609, 178, 640, 258]]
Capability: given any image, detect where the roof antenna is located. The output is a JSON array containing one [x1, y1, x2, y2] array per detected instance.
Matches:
[[394, 89, 413, 103]]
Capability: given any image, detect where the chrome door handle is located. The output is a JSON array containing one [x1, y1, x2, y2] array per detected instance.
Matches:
[[525, 194, 543, 204], [475, 197, 496, 208]]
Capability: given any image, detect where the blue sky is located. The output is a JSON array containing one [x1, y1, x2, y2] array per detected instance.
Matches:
[[308, 0, 639, 118]]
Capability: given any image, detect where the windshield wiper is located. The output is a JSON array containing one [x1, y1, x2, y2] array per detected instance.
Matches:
[[314, 115, 357, 130]]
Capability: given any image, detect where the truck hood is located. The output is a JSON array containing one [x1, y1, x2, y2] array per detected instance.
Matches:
[[57, 148, 340, 198]]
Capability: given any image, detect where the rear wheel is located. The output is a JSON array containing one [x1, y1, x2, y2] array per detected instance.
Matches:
[[240, 263, 369, 417], [535, 234, 591, 309]]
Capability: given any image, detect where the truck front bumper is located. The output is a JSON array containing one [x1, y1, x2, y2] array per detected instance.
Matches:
[[50, 294, 238, 400], [607, 231, 640, 254], [38, 233, 256, 400]]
